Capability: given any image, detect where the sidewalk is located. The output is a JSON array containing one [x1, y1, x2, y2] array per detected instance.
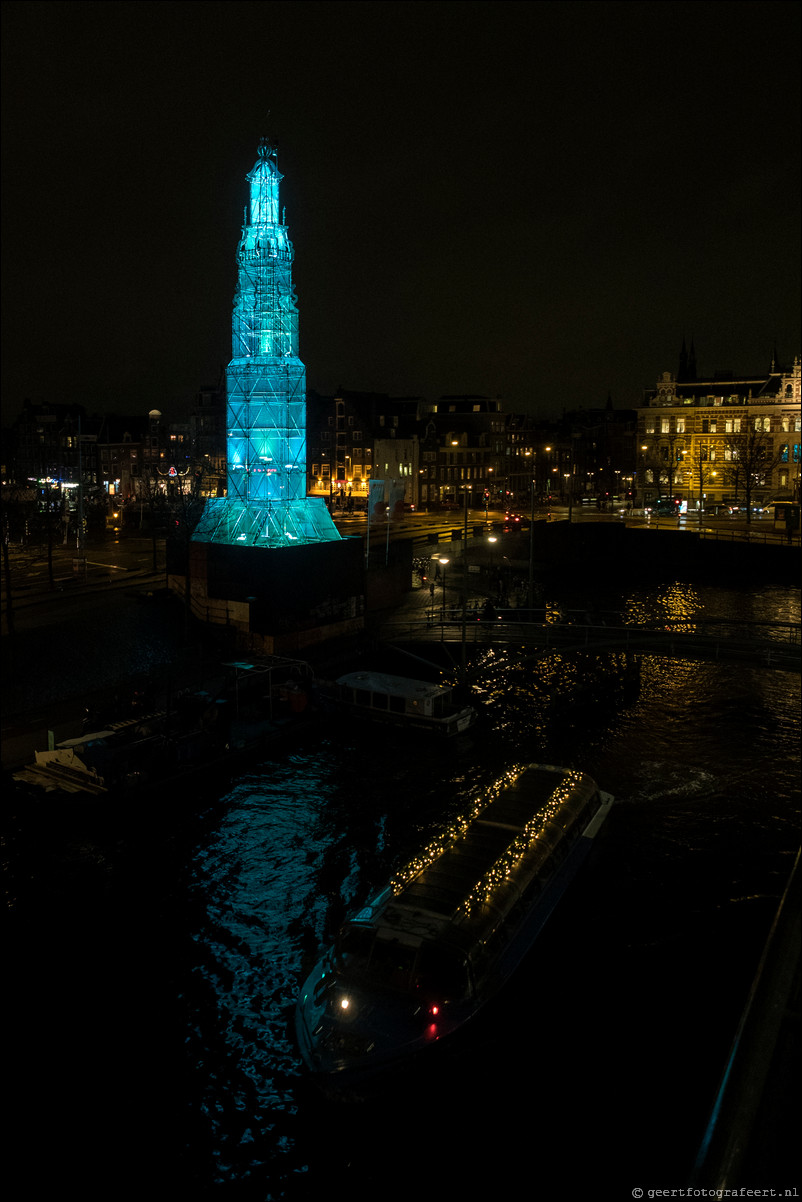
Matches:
[[381, 538, 530, 630]]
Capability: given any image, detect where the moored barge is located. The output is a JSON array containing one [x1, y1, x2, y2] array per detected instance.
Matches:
[[295, 763, 613, 1082]]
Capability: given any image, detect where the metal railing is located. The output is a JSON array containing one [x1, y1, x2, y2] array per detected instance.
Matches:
[[378, 613, 802, 671]]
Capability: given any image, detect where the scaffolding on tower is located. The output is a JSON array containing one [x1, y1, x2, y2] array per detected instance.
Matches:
[[193, 138, 341, 549]]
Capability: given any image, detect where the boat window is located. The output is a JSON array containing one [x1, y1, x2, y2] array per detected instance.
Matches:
[[415, 944, 469, 1000], [389, 695, 405, 714], [550, 840, 567, 866], [354, 689, 371, 707], [370, 937, 416, 987], [337, 924, 374, 967], [372, 692, 389, 710], [337, 928, 418, 990]]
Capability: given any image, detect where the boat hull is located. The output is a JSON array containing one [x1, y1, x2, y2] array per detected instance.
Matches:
[[332, 702, 476, 736]]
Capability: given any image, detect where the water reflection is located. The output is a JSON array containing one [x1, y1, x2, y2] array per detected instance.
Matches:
[[619, 580, 801, 633], [175, 584, 799, 1196], [622, 582, 702, 629]]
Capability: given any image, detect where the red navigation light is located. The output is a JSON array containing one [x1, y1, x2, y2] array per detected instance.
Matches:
[[429, 1003, 440, 1016]]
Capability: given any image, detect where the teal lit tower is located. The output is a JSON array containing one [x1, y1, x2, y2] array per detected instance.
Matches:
[[193, 138, 341, 547]]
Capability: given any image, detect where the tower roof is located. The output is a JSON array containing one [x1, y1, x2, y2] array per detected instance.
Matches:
[[246, 139, 283, 226]]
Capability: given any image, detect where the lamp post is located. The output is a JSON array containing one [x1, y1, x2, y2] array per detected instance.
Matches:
[[461, 489, 469, 670], [528, 475, 536, 609], [439, 556, 449, 625], [698, 459, 704, 525], [484, 533, 495, 597]]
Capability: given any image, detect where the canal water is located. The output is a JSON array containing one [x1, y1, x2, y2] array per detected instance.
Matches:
[[4, 578, 800, 1199]]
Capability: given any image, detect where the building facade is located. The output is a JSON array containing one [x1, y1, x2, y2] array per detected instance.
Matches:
[[637, 356, 801, 512], [418, 396, 507, 510], [306, 389, 425, 508]]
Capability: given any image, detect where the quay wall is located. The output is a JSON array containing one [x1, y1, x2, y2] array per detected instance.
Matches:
[[524, 521, 800, 581]]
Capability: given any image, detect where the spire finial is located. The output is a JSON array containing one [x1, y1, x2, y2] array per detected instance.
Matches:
[[258, 111, 277, 159]]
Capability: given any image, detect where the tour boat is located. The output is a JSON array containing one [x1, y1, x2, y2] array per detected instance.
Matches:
[[295, 763, 613, 1083], [330, 670, 477, 736]]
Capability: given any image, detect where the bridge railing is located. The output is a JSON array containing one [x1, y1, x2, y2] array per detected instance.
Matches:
[[377, 612, 801, 664]]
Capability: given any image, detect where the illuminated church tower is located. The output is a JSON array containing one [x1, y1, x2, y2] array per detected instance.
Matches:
[[193, 138, 341, 547]]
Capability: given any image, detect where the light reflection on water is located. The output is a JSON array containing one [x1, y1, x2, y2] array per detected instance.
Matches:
[[176, 583, 799, 1196], [623, 581, 703, 628], [621, 580, 801, 632]]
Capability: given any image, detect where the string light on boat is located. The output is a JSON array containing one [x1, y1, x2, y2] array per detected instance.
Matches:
[[390, 766, 526, 893], [459, 770, 586, 914], [389, 765, 589, 917]]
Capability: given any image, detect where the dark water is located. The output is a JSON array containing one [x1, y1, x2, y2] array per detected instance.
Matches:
[[4, 580, 800, 1198]]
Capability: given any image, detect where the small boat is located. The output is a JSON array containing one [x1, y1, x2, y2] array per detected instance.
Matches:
[[11, 658, 318, 799], [12, 747, 108, 795], [295, 763, 613, 1084], [329, 670, 477, 736]]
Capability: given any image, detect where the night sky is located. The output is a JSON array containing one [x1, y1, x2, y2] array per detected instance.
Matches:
[[2, 0, 800, 423]]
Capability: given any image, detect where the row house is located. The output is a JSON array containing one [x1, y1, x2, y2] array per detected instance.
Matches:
[[5, 399, 215, 521], [10, 400, 102, 494], [305, 390, 638, 513], [420, 396, 507, 510], [97, 414, 145, 500], [562, 403, 639, 506], [190, 375, 227, 497], [306, 389, 425, 509]]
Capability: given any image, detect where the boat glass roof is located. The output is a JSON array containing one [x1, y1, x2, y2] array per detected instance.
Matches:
[[386, 766, 597, 932]]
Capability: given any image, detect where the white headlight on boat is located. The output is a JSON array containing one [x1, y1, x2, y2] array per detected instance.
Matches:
[[340, 996, 350, 1010]]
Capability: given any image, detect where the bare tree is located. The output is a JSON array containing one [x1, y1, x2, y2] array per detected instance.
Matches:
[[723, 422, 785, 522], [640, 432, 684, 503]]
